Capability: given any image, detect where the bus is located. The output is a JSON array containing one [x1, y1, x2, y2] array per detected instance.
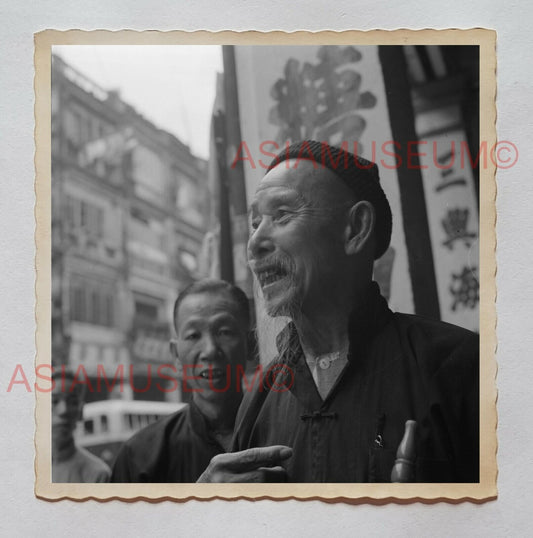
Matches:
[[76, 399, 186, 467]]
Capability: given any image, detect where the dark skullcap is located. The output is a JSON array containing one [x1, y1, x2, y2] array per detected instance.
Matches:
[[267, 140, 392, 260]]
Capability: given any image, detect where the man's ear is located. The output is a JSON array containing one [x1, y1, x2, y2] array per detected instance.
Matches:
[[344, 200, 375, 255], [169, 340, 183, 377]]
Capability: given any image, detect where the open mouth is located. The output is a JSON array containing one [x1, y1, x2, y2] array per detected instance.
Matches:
[[256, 266, 289, 288], [199, 367, 227, 380]]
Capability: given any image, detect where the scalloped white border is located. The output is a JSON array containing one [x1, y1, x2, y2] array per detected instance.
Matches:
[[34, 29, 497, 503]]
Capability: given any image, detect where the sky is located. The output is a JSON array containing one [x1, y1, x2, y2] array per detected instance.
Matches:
[[53, 45, 223, 160]]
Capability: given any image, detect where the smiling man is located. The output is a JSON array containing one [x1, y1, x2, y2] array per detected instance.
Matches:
[[111, 279, 251, 482], [198, 140, 479, 483]]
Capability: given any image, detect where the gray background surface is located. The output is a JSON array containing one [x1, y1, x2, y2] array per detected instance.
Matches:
[[1, 1, 531, 535]]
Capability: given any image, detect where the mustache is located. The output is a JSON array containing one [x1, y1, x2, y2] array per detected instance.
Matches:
[[250, 254, 295, 274], [251, 255, 302, 319]]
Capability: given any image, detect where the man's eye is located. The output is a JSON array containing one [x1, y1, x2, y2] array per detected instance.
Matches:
[[218, 328, 235, 338], [184, 332, 200, 341], [273, 209, 291, 222], [250, 218, 261, 231]]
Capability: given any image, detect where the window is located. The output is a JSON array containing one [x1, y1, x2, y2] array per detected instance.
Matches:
[[135, 300, 158, 321], [64, 107, 92, 149], [90, 291, 100, 324], [100, 415, 108, 433], [131, 145, 167, 204], [84, 419, 94, 435], [69, 278, 115, 327], [129, 211, 166, 250], [104, 295, 114, 327], [176, 175, 203, 226], [66, 196, 104, 240], [69, 284, 86, 323], [124, 414, 133, 430]]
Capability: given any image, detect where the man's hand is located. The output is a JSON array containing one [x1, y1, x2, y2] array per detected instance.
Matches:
[[197, 445, 293, 483]]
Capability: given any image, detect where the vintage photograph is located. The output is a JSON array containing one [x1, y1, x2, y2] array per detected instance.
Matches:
[[35, 30, 496, 501]]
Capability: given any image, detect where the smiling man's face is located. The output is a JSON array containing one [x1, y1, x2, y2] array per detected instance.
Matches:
[[175, 291, 249, 402], [248, 160, 354, 318]]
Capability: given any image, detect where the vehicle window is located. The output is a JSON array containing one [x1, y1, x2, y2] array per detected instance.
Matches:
[[124, 413, 133, 430], [84, 419, 94, 435], [101, 415, 108, 433]]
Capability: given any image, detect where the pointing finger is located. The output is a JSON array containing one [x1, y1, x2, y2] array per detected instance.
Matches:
[[219, 445, 293, 473]]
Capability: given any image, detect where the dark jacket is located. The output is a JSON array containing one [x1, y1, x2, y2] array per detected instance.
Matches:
[[233, 282, 479, 483], [111, 402, 224, 483]]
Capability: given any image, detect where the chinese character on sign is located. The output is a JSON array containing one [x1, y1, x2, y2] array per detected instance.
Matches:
[[441, 208, 477, 250], [435, 150, 467, 192], [449, 266, 479, 311], [269, 46, 377, 145]]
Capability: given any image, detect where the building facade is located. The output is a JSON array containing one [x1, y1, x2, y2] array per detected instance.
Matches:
[[51, 55, 208, 403]]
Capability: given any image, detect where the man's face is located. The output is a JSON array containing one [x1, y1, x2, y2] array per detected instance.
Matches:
[[175, 291, 249, 401], [52, 381, 83, 444], [248, 160, 352, 318]]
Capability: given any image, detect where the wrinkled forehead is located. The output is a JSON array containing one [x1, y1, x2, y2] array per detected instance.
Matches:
[[176, 291, 245, 328], [255, 159, 354, 205]]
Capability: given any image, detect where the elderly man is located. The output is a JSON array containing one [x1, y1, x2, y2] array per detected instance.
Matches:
[[199, 140, 479, 483], [111, 279, 252, 482], [52, 370, 111, 482]]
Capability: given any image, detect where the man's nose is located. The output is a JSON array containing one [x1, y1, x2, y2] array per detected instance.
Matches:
[[247, 219, 275, 260], [198, 334, 220, 361]]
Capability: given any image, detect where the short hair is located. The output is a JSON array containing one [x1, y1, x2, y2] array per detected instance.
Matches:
[[173, 279, 250, 332], [267, 140, 392, 260]]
